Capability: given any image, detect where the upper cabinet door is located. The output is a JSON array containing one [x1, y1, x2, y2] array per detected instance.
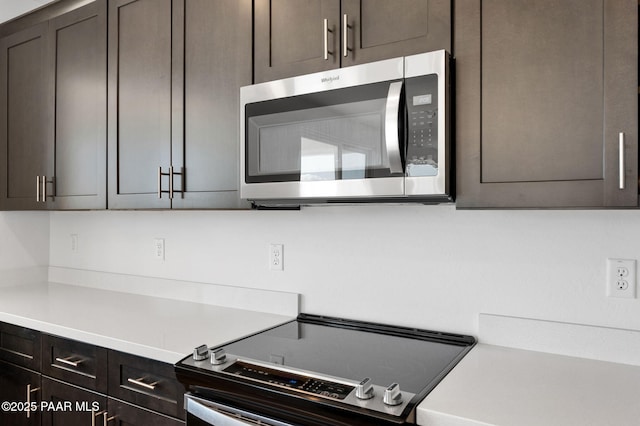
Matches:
[[0, 23, 51, 210], [108, 0, 173, 209], [455, 0, 638, 208], [171, 0, 251, 209], [254, 0, 340, 83], [341, 0, 451, 67], [48, 1, 107, 210]]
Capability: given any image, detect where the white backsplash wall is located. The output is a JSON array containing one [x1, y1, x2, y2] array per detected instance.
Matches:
[[0, 211, 49, 282], [49, 206, 640, 335]]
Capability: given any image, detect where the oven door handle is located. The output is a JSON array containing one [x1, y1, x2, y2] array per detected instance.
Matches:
[[185, 394, 294, 426], [384, 81, 404, 174]]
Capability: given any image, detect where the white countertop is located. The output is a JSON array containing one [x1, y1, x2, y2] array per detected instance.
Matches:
[[417, 344, 640, 426], [0, 281, 295, 364]]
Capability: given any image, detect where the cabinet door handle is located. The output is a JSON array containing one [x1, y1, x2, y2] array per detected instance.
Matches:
[[323, 18, 333, 60], [103, 412, 116, 426], [26, 384, 40, 419], [169, 166, 174, 199], [55, 356, 84, 367], [36, 176, 54, 202], [127, 376, 159, 390], [92, 410, 106, 426], [158, 167, 162, 198], [342, 14, 349, 57], [618, 132, 625, 190]]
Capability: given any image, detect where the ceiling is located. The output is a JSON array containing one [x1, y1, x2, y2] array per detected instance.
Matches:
[[0, 0, 56, 24]]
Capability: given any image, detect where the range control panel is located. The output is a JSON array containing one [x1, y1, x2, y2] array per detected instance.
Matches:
[[405, 73, 438, 177], [224, 360, 354, 400]]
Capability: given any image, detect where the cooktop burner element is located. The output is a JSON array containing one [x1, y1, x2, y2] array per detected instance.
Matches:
[[176, 314, 476, 425]]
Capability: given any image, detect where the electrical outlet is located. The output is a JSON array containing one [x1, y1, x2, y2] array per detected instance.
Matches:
[[607, 258, 636, 298], [269, 244, 284, 271], [154, 238, 165, 261]]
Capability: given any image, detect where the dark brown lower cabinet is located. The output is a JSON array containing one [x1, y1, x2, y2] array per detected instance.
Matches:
[[0, 323, 185, 426], [107, 399, 184, 426], [108, 350, 185, 419], [41, 376, 107, 426], [0, 361, 41, 426]]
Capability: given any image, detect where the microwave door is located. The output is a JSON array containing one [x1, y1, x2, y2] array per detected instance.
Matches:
[[242, 79, 406, 202]]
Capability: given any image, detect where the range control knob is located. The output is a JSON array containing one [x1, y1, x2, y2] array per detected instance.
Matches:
[[355, 377, 374, 400], [193, 344, 210, 361], [383, 383, 402, 406], [210, 348, 227, 365]]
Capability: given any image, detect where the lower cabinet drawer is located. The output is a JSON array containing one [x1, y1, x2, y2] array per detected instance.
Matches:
[[41, 376, 107, 426], [108, 350, 185, 420], [0, 322, 41, 371], [42, 334, 108, 393]]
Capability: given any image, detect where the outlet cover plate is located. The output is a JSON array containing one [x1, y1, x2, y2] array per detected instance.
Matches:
[[606, 258, 636, 299]]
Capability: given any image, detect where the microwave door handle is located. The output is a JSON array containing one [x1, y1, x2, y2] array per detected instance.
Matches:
[[385, 81, 404, 174]]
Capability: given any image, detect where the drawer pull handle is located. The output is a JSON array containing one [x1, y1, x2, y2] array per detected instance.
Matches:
[[55, 356, 84, 367], [127, 377, 159, 390]]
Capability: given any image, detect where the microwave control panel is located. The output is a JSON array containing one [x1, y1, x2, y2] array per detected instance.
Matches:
[[405, 74, 438, 177]]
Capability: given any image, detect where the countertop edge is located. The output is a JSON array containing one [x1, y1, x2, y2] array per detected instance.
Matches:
[[0, 281, 296, 365]]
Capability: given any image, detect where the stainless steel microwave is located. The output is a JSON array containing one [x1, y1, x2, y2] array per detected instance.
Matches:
[[240, 50, 451, 206]]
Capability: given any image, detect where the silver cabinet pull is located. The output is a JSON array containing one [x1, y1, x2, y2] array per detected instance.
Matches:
[[92, 410, 106, 426], [619, 132, 625, 190], [36, 176, 54, 202], [159, 166, 183, 199], [55, 356, 83, 367], [26, 384, 40, 419], [323, 18, 333, 60], [40, 176, 54, 201], [342, 14, 350, 57], [103, 412, 116, 426], [127, 377, 159, 390], [169, 166, 174, 199]]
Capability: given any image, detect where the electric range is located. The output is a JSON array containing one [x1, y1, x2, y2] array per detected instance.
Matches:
[[175, 314, 475, 425]]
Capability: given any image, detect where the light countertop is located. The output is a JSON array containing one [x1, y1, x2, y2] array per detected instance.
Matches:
[[417, 343, 640, 426], [0, 281, 295, 364]]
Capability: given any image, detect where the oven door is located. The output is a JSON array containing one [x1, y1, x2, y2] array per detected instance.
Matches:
[[185, 393, 295, 426], [240, 58, 405, 203]]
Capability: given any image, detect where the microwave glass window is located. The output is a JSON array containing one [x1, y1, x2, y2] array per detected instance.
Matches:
[[245, 81, 401, 183], [300, 138, 338, 181]]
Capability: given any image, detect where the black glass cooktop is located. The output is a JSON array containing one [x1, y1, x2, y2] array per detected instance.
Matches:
[[215, 314, 474, 395]]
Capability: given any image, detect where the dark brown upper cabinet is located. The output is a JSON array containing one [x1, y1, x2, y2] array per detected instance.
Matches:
[[455, 0, 638, 208], [0, 23, 50, 210], [108, 0, 251, 209], [49, 1, 107, 209], [0, 1, 107, 211], [254, 0, 451, 83]]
